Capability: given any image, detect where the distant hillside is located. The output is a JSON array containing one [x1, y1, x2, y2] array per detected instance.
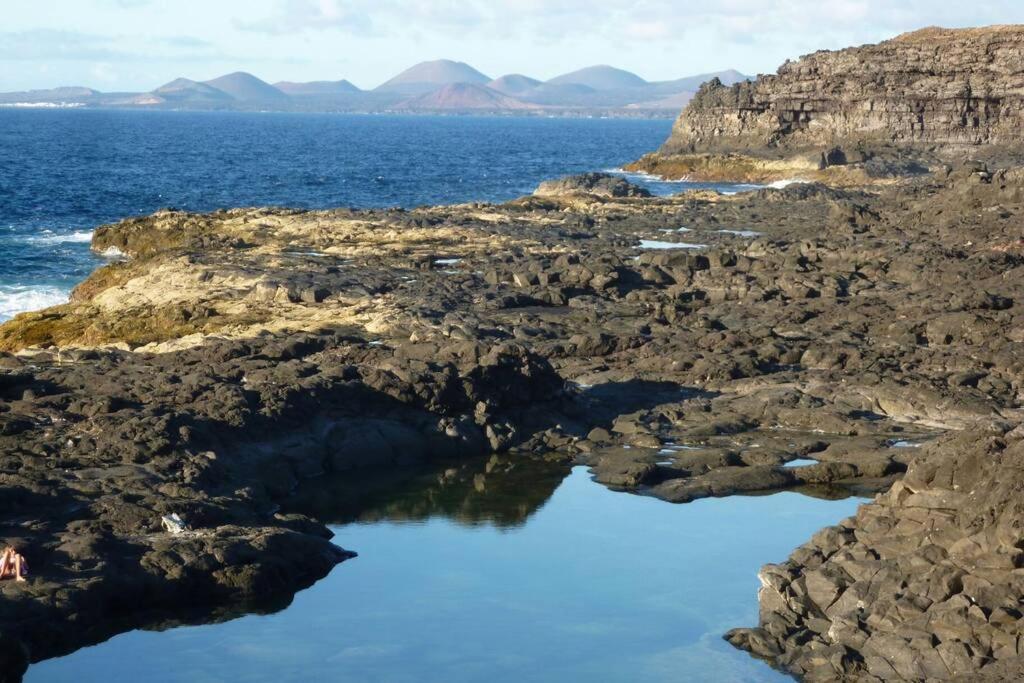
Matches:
[[547, 65, 648, 90], [154, 78, 222, 94], [399, 83, 534, 111], [151, 78, 234, 105], [488, 74, 542, 95], [1, 62, 747, 116], [376, 60, 491, 95], [649, 69, 748, 94], [625, 91, 697, 111], [521, 82, 598, 106], [202, 72, 287, 102], [24, 86, 98, 100], [274, 80, 361, 96]]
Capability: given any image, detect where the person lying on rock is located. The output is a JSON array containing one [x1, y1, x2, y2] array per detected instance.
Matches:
[[0, 547, 28, 582]]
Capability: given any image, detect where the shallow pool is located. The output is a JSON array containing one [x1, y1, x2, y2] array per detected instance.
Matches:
[[638, 239, 707, 250], [27, 461, 862, 682]]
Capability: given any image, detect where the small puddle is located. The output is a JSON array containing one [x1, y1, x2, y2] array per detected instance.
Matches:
[[659, 445, 703, 455], [604, 168, 765, 197], [638, 240, 707, 250], [28, 458, 863, 683], [282, 250, 331, 258], [783, 458, 819, 468], [716, 229, 762, 238]]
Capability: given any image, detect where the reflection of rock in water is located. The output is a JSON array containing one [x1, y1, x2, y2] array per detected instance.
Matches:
[[287, 454, 571, 529], [784, 483, 878, 502]]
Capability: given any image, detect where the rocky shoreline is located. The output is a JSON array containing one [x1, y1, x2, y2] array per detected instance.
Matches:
[[4, 24, 1024, 682]]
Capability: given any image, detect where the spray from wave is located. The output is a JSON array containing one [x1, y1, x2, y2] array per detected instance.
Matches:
[[0, 285, 70, 322], [21, 230, 94, 245]]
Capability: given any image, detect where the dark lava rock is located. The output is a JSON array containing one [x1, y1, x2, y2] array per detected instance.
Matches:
[[534, 173, 652, 199]]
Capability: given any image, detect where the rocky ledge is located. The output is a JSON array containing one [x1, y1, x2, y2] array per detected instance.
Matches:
[[1, 155, 1023, 680], [726, 428, 1024, 681], [628, 25, 1024, 183]]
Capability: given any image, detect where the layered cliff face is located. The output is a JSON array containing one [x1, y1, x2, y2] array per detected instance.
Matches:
[[675, 26, 1024, 153], [631, 26, 1024, 181]]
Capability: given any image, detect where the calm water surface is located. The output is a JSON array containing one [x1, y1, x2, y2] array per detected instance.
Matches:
[[28, 461, 862, 682]]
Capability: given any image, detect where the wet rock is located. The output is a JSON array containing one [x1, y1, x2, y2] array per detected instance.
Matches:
[[534, 173, 652, 199], [591, 452, 658, 488]]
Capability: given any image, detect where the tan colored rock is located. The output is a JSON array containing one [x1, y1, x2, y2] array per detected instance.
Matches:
[[668, 26, 1024, 155]]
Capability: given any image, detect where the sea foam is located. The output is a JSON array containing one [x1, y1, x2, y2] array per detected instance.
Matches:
[[767, 179, 809, 189], [0, 285, 70, 322], [24, 230, 94, 245]]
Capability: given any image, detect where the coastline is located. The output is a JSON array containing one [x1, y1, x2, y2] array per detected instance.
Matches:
[[6, 23, 1024, 681], [2, 160, 1020, 680]]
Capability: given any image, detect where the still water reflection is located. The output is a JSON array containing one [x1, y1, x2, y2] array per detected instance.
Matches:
[[28, 457, 863, 682]]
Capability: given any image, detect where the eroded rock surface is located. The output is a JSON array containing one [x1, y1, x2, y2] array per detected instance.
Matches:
[[0, 333, 565, 676], [726, 429, 1024, 681], [535, 172, 653, 199], [1, 153, 1024, 680]]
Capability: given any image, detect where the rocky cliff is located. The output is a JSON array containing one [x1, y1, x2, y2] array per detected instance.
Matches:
[[630, 26, 1024, 181]]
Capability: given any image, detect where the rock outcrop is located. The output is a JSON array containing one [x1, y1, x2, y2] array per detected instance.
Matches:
[[534, 172, 652, 199], [630, 26, 1024, 181], [0, 333, 566, 677], [727, 428, 1024, 681], [4, 157, 1024, 680]]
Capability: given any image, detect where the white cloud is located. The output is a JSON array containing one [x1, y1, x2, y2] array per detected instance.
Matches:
[[239, 0, 1024, 45], [89, 62, 119, 83], [4, 0, 1024, 91], [0, 29, 222, 62]]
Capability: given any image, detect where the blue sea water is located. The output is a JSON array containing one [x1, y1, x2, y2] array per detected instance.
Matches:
[[0, 110, 680, 321], [0, 110, 766, 322]]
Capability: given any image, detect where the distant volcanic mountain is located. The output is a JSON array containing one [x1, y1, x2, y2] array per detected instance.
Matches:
[[375, 60, 492, 95], [487, 74, 542, 96], [399, 83, 535, 111], [201, 72, 288, 102], [26, 86, 100, 100], [547, 65, 649, 90], [625, 91, 697, 111], [273, 80, 362, 96], [521, 82, 598, 106], [151, 78, 235, 105], [1, 62, 748, 115], [649, 69, 748, 94]]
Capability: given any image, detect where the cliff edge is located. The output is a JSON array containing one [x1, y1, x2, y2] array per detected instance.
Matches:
[[630, 25, 1024, 182]]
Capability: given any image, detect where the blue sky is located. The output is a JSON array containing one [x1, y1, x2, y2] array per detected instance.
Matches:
[[2, 0, 1024, 91]]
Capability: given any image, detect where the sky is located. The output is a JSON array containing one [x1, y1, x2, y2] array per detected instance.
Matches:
[[2, 0, 1024, 92]]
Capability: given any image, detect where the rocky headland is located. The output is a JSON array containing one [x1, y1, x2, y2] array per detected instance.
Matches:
[[2, 23, 1024, 683], [628, 25, 1024, 184]]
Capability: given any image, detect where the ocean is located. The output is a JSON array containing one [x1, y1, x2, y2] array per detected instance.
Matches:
[[0, 109, 768, 324], [0, 110, 687, 322]]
